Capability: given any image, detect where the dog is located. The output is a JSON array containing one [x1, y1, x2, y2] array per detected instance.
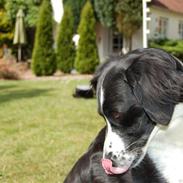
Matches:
[[64, 48, 183, 182], [64, 126, 167, 183]]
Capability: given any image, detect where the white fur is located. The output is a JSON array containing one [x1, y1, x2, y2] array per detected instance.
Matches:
[[148, 103, 183, 183], [103, 118, 126, 159], [100, 87, 104, 114]]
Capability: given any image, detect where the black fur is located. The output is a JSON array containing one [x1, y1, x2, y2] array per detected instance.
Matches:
[[64, 127, 167, 183], [64, 48, 183, 183], [94, 48, 183, 125]]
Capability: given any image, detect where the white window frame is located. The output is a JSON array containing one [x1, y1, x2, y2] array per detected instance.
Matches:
[[155, 17, 168, 39]]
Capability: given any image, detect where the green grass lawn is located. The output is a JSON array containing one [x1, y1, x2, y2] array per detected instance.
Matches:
[[0, 79, 104, 183]]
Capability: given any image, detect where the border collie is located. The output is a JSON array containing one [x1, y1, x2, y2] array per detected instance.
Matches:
[[64, 48, 183, 183]]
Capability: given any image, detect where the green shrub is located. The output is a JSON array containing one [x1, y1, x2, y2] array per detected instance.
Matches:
[[165, 40, 177, 47], [75, 1, 99, 74], [149, 39, 183, 61], [31, 0, 56, 76], [63, 0, 86, 33], [56, 5, 75, 73]]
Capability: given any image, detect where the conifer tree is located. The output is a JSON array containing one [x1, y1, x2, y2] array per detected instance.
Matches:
[[63, 0, 86, 32], [56, 5, 75, 73], [32, 0, 56, 76], [75, 1, 99, 74]]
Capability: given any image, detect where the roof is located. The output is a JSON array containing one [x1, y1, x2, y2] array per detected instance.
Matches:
[[151, 0, 183, 14]]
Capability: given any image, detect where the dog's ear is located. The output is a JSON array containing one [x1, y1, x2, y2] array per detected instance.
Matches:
[[132, 83, 174, 125], [125, 58, 180, 126]]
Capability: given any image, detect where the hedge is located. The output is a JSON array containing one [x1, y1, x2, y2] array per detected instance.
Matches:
[[149, 39, 183, 61]]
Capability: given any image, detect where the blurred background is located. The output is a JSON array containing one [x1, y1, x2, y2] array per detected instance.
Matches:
[[0, 0, 183, 182], [0, 0, 183, 80]]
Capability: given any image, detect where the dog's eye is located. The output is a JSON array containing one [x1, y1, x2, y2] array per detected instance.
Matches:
[[111, 111, 121, 120]]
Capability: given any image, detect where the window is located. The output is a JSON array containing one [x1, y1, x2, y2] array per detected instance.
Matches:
[[178, 21, 183, 39], [112, 32, 123, 53], [155, 17, 168, 38]]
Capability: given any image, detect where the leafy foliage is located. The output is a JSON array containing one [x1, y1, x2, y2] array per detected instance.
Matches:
[[0, 0, 4, 7], [149, 39, 183, 61], [0, 32, 14, 47], [63, 0, 86, 32], [115, 0, 142, 50], [0, 1, 13, 47], [32, 0, 56, 76], [93, 0, 115, 28], [116, 0, 142, 37], [5, 0, 40, 28], [56, 5, 75, 73], [75, 1, 99, 74], [0, 9, 11, 31]]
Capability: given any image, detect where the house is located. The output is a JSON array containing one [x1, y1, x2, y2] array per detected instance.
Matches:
[[96, 0, 183, 62], [149, 0, 183, 39]]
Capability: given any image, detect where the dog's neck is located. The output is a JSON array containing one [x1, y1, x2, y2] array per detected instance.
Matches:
[[148, 103, 183, 183]]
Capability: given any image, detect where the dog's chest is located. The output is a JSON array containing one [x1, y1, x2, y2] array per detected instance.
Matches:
[[148, 103, 183, 183]]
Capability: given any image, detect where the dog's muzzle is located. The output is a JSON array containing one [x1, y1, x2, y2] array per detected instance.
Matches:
[[101, 158, 129, 175]]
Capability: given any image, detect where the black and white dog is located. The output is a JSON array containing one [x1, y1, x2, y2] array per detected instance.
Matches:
[[64, 126, 166, 183], [64, 48, 183, 183]]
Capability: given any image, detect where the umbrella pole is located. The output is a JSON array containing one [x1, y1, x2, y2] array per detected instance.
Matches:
[[18, 44, 21, 62]]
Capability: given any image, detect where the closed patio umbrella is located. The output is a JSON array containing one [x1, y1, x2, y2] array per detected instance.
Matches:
[[13, 9, 27, 61]]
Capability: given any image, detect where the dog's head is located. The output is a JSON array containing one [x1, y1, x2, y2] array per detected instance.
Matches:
[[91, 48, 183, 174]]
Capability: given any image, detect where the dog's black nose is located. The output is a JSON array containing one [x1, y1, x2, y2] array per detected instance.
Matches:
[[105, 152, 112, 159], [105, 152, 118, 167], [106, 152, 118, 159]]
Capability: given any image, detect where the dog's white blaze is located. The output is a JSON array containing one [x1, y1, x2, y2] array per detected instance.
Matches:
[[103, 118, 126, 159], [99, 87, 126, 159], [100, 87, 104, 113], [148, 103, 183, 183]]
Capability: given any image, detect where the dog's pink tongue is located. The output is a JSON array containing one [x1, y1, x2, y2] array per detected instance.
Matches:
[[101, 159, 128, 175]]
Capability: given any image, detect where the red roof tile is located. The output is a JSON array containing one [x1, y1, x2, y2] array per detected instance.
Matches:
[[152, 0, 183, 14]]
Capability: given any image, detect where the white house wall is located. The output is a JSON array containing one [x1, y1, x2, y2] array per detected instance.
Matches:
[[96, 23, 112, 63], [122, 27, 143, 54], [149, 6, 183, 39], [132, 27, 143, 50]]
